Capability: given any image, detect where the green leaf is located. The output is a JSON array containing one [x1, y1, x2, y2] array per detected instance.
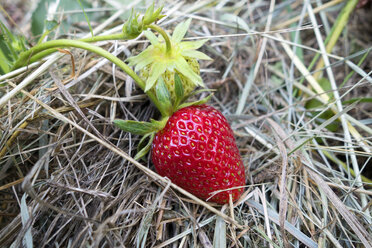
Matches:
[[135, 133, 155, 160], [114, 120, 160, 135], [31, 0, 93, 36], [150, 118, 168, 129], [77, 0, 93, 37], [174, 73, 184, 106], [156, 76, 172, 114], [177, 94, 213, 111], [127, 49, 154, 71], [45, 20, 59, 32], [172, 18, 191, 43], [0, 40, 12, 74], [37, 20, 59, 45]]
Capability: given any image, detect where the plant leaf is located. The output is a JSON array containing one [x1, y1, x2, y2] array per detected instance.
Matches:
[[114, 120, 161, 135], [37, 20, 59, 45], [31, 0, 93, 36]]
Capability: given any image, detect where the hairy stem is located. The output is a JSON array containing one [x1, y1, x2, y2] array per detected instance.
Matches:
[[13, 33, 126, 68], [14, 39, 167, 116], [147, 24, 172, 56]]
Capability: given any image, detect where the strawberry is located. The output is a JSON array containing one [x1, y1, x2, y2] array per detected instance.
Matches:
[[151, 105, 245, 204]]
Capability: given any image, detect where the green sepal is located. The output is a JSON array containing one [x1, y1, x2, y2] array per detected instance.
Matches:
[[143, 4, 165, 26], [150, 118, 168, 130], [172, 18, 191, 43], [156, 76, 172, 116], [176, 93, 213, 111], [135, 132, 155, 160], [174, 73, 184, 107], [113, 119, 161, 135]]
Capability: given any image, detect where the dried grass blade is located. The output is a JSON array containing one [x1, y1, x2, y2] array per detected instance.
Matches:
[[273, 132, 289, 248], [8, 81, 243, 230], [20, 194, 33, 248], [213, 216, 226, 248], [247, 200, 317, 248], [272, 120, 372, 247]]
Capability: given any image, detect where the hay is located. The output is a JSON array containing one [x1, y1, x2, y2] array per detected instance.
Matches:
[[1, 0, 371, 247]]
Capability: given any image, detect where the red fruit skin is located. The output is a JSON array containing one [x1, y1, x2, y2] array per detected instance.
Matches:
[[152, 105, 245, 204]]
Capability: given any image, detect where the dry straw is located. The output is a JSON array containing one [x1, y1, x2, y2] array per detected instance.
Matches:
[[1, 0, 371, 247]]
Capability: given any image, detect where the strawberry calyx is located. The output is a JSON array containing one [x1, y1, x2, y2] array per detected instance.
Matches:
[[126, 18, 212, 102], [122, 3, 165, 40]]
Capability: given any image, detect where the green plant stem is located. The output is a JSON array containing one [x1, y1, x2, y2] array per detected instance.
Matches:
[[14, 39, 167, 116], [79, 33, 125, 42], [13, 33, 127, 67], [147, 24, 172, 56]]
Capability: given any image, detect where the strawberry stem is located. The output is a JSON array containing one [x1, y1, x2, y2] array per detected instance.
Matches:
[[13, 33, 127, 68], [12, 39, 168, 117], [147, 24, 172, 56]]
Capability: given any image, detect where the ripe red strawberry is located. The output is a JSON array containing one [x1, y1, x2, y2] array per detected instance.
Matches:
[[151, 105, 245, 204]]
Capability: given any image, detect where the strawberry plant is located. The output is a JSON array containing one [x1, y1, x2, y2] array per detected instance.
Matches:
[[114, 7, 246, 204], [2, 3, 246, 204]]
